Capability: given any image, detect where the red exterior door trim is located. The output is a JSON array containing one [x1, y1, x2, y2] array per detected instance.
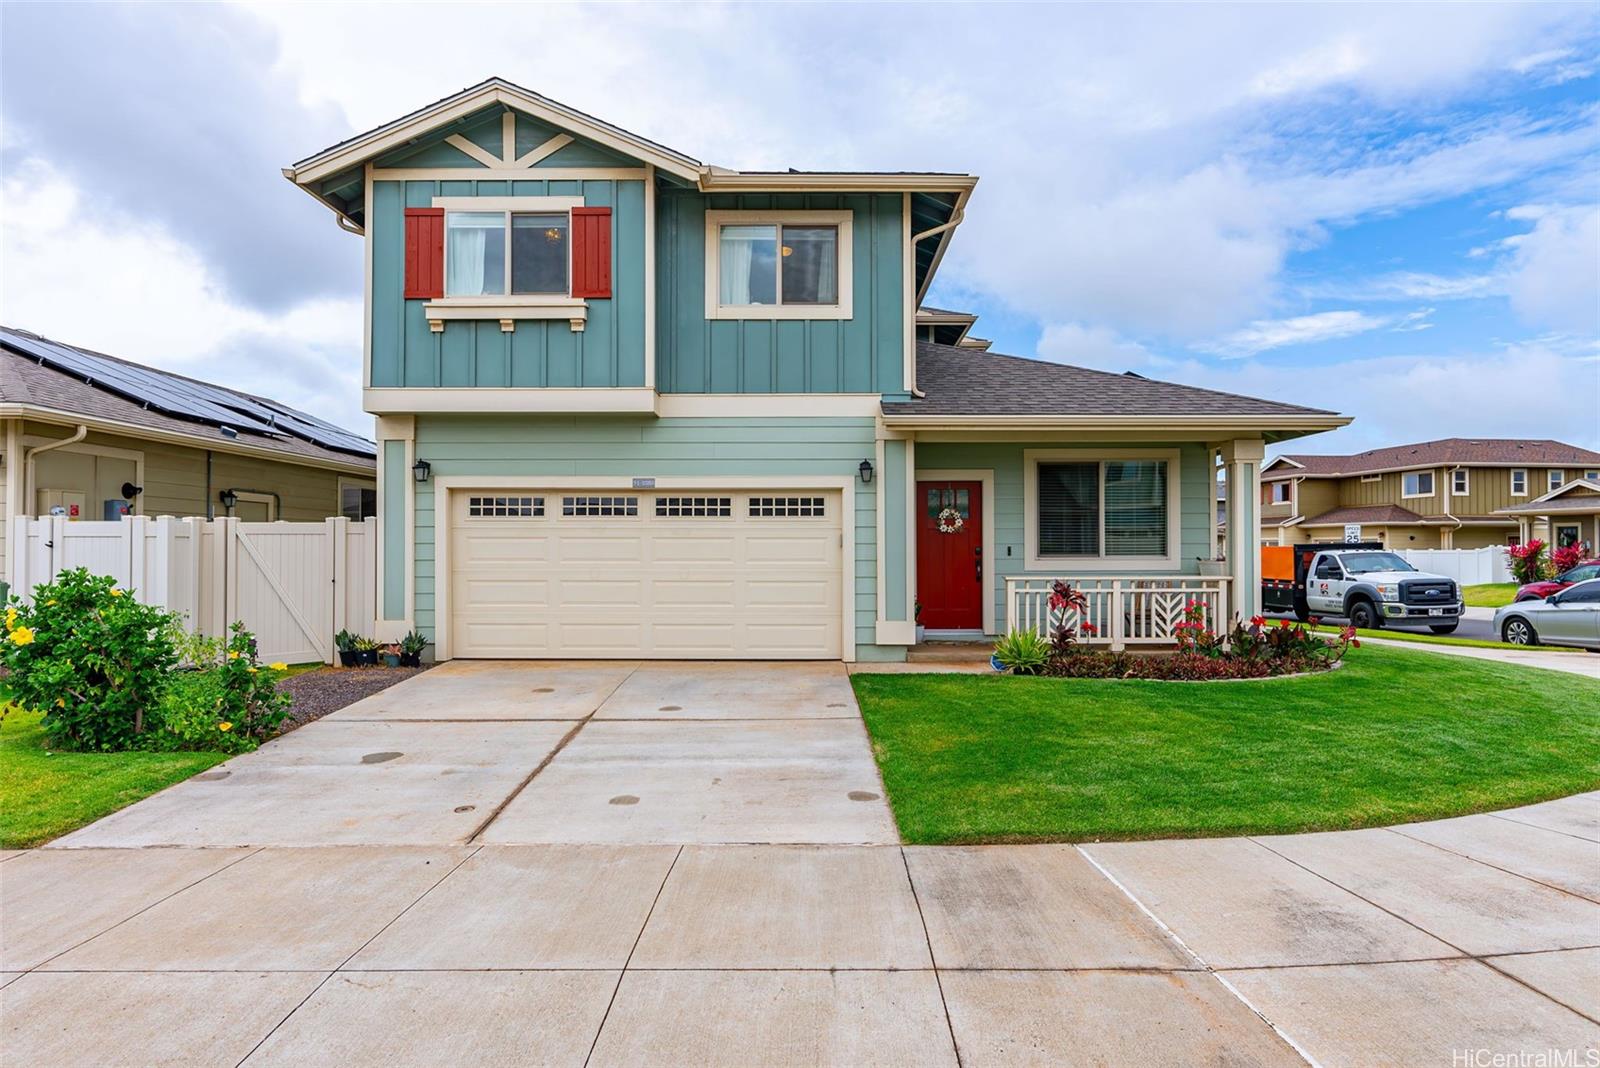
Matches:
[[916, 480, 984, 631]]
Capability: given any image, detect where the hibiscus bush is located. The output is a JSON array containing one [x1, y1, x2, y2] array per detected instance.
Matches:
[[1552, 541, 1591, 574], [1506, 539, 1554, 584], [147, 623, 291, 754], [0, 568, 179, 751]]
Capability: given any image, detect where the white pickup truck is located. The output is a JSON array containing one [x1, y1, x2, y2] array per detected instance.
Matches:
[[1298, 547, 1463, 633]]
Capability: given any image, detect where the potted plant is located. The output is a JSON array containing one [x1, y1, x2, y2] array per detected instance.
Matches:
[[354, 636, 380, 667], [914, 599, 925, 644], [399, 629, 428, 667], [380, 642, 402, 668], [334, 629, 358, 667], [991, 630, 1051, 675]]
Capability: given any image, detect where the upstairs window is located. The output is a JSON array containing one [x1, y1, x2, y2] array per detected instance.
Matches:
[[1452, 469, 1469, 495], [446, 211, 569, 296], [1511, 469, 1528, 496], [1268, 482, 1291, 504], [1549, 470, 1565, 492], [705, 211, 853, 320], [1402, 471, 1434, 497]]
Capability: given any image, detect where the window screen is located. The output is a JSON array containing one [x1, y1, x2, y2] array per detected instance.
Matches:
[[1036, 463, 1098, 555], [1104, 461, 1167, 556]]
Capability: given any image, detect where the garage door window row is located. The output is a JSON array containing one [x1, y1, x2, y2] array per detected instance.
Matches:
[[468, 495, 544, 517], [655, 496, 733, 517], [561, 496, 640, 517], [749, 496, 827, 518]]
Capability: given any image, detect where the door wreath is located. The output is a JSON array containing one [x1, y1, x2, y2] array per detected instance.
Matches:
[[937, 507, 965, 534]]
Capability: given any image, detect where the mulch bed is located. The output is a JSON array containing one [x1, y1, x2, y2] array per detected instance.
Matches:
[[275, 665, 433, 733]]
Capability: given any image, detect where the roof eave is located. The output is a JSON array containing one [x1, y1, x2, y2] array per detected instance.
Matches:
[[879, 413, 1351, 434], [697, 173, 977, 193]]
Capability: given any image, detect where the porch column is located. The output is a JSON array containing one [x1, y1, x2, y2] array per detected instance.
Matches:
[[874, 434, 917, 646], [374, 414, 414, 642], [1220, 438, 1264, 622]]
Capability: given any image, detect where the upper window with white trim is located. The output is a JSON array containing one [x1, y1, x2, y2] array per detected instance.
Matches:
[[705, 211, 853, 320], [1511, 469, 1527, 496], [1549, 469, 1565, 492], [1451, 469, 1469, 496], [1586, 470, 1600, 482], [1402, 471, 1434, 498], [446, 210, 569, 296], [1268, 481, 1291, 504], [1027, 452, 1177, 566]]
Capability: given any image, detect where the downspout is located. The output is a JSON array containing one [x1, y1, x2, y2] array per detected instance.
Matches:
[[1442, 465, 1464, 546], [906, 205, 968, 399], [205, 450, 214, 519], [22, 424, 88, 513]]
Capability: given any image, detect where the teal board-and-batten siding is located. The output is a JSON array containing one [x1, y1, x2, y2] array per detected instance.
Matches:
[[408, 415, 880, 649], [914, 442, 1216, 632], [381, 440, 407, 619], [370, 178, 647, 389], [655, 190, 905, 395]]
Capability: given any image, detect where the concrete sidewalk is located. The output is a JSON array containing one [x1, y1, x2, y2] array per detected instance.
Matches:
[[4, 793, 1596, 1065]]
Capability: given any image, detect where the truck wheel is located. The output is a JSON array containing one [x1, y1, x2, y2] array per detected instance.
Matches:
[[1348, 599, 1381, 630], [1502, 618, 1537, 646], [1429, 623, 1458, 635], [1292, 600, 1310, 622]]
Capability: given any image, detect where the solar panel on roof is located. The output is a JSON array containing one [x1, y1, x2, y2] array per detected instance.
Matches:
[[0, 329, 374, 457]]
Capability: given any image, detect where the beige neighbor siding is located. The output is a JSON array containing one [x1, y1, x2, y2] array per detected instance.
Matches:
[[1299, 522, 1444, 549], [17, 421, 366, 522], [1453, 525, 1514, 550]]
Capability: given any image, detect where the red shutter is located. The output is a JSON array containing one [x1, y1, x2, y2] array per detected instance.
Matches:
[[404, 208, 445, 299], [570, 207, 612, 299]]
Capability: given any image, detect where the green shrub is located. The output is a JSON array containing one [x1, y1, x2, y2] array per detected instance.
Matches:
[[1, 569, 179, 751], [145, 622, 292, 753], [214, 621, 293, 744], [992, 630, 1052, 675], [169, 625, 227, 669], [151, 670, 252, 754]]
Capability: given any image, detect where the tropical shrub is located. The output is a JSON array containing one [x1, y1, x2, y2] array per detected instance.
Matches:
[[992, 629, 1052, 675], [212, 621, 293, 744], [1552, 541, 1591, 574], [1047, 581, 1095, 656], [0, 569, 179, 751], [1506, 539, 1554, 584], [1041, 611, 1351, 680]]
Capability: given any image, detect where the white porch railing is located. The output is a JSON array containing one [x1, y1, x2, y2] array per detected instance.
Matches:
[[1005, 575, 1232, 650]]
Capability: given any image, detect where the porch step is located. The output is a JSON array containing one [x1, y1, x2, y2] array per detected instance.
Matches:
[[907, 640, 994, 665]]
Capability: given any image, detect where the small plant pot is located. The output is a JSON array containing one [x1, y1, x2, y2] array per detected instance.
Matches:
[[990, 655, 1007, 673], [338, 650, 358, 667], [357, 649, 378, 667], [399, 652, 421, 667], [381, 653, 402, 668]]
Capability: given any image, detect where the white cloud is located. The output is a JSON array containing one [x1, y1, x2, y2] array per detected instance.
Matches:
[[0, 160, 366, 433], [1299, 271, 1501, 302], [1501, 203, 1600, 334], [1193, 309, 1432, 358], [1036, 323, 1161, 372]]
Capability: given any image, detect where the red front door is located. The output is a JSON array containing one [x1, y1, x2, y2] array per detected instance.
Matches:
[[916, 481, 983, 630]]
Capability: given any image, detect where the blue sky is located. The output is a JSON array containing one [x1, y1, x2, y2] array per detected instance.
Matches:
[[2, 2, 1596, 455]]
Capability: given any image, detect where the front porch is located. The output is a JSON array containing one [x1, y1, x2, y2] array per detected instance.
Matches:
[[867, 434, 1264, 657]]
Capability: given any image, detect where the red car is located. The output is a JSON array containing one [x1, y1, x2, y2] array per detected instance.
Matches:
[[1516, 559, 1600, 601]]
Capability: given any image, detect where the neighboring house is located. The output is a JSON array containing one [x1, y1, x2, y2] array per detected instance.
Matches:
[[1259, 438, 1600, 549], [284, 77, 1345, 662], [1494, 478, 1600, 550], [0, 327, 377, 585], [915, 307, 992, 351]]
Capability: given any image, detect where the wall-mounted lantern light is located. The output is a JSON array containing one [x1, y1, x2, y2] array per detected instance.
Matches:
[[858, 459, 874, 484], [218, 489, 238, 510], [412, 459, 432, 484], [121, 482, 144, 499]]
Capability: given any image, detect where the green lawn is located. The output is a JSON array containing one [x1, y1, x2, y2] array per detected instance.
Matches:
[[0, 707, 230, 849], [852, 644, 1600, 845], [1464, 583, 1519, 608]]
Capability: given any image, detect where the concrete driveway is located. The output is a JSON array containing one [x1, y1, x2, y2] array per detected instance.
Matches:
[[53, 660, 897, 847], [4, 661, 1597, 1065]]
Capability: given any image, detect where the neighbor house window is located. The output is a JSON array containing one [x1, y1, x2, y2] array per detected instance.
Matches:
[[340, 482, 376, 521], [1586, 470, 1599, 482], [445, 210, 569, 296], [1027, 451, 1176, 566], [705, 211, 853, 320], [1402, 471, 1434, 497], [1511, 469, 1527, 496], [1549, 470, 1565, 492], [1360, 474, 1381, 483], [1452, 469, 1469, 496], [1268, 482, 1291, 505]]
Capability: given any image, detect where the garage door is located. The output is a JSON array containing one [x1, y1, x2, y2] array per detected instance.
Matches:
[[449, 489, 843, 659]]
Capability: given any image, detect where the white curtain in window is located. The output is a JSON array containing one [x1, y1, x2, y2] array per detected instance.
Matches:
[[814, 237, 837, 303], [719, 226, 759, 304], [446, 212, 501, 296]]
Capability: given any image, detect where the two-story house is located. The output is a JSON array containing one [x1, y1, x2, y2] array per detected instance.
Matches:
[[285, 78, 1346, 662], [1259, 438, 1600, 550]]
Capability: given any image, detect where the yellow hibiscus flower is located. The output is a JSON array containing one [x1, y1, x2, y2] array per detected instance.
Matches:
[[4, 608, 16, 629], [218, 721, 233, 732], [9, 627, 35, 646], [227, 650, 241, 660], [268, 662, 288, 672], [109, 588, 124, 598]]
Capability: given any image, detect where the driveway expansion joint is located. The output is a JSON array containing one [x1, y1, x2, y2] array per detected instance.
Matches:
[[1385, 825, 1600, 905]]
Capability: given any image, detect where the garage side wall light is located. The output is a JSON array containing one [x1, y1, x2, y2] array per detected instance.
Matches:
[[412, 459, 432, 483], [859, 459, 874, 484]]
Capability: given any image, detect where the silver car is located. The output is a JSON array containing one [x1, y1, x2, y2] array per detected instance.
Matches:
[[1495, 577, 1600, 651]]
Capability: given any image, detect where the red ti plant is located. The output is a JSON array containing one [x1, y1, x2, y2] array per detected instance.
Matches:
[[1552, 541, 1591, 573], [1048, 581, 1091, 656], [1506, 539, 1550, 584]]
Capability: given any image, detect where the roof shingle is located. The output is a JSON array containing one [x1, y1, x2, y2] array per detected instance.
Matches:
[[1266, 438, 1600, 478]]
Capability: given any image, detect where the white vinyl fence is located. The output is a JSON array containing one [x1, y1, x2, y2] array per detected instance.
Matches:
[[1396, 547, 1512, 585], [6, 515, 376, 665]]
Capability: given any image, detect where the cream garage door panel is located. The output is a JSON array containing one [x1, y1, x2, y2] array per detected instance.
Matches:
[[450, 491, 842, 659]]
